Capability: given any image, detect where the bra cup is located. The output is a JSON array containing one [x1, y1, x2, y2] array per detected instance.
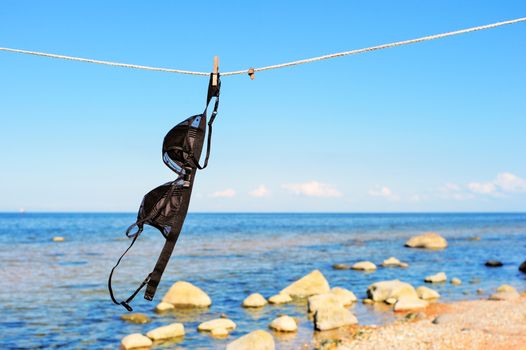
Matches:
[[163, 114, 207, 171]]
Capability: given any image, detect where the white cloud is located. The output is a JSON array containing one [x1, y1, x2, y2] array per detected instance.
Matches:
[[468, 172, 526, 196], [438, 183, 475, 201], [282, 181, 342, 197], [210, 188, 236, 198], [368, 186, 399, 201], [249, 185, 270, 198]]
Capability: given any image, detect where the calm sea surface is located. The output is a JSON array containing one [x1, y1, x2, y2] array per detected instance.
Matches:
[[1, 213, 525, 349]]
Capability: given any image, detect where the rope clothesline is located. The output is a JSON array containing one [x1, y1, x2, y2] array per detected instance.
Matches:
[[1, 17, 525, 77]]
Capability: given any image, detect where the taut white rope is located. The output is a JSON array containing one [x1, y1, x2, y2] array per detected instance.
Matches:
[[1, 17, 525, 77]]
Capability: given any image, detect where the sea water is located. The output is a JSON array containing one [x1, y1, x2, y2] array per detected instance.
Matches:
[[1, 213, 525, 349]]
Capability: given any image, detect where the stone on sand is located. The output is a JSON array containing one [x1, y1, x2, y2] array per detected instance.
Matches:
[[121, 333, 152, 349], [424, 272, 447, 283], [154, 302, 175, 312], [394, 296, 429, 311], [146, 323, 185, 341], [198, 318, 236, 332], [331, 287, 357, 305], [381, 257, 408, 268], [416, 286, 440, 300], [268, 293, 292, 304], [242, 293, 268, 308], [120, 313, 151, 324], [161, 281, 211, 307], [226, 330, 275, 350], [367, 280, 418, 302], [451, 278, 462, 285], [351, 261, 377, 271], [269, 315, 297, 332], [280, 270, 330, 297], [405, 232, 447, 249], [313, 304, 358, 331]]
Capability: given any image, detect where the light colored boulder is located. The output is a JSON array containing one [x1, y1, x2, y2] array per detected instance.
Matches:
[[313, 305, 358, 331], [280, 270, 330, 297], [268, 293, 292, 304], [351, 261, 377, 271], [362, 298, 374, 304], [52, 236, 65, 242], [381, 257, 408, 268], [450, 278, 462, 285], [331, 287, 357, 305], [405, 232, 447, 249], [385, 298, 397, 305], [496, 284, 517, 293], [120, 313, 151, 324], [332, 263, 351, 270], [226, 330, 275, 350], [424, 272, 447, 283], [121, 333, 152, 349], [308, 293, 344, 315], [416, 286, 440, 300], [161, 281, 211, 307], [269, 315, 297, 332], [211, 327, 229, 338], [146, 323, 185, 341], [394, 296, 429, 311], [198, 318, 236, 332], [489, 291, 520, 301], [242, 293, 267, 308], [367, 280, 418, 302], [154, 302, 174, 312]]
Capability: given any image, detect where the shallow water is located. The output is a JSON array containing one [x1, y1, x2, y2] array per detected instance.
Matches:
[[0, 212, 525, 349]]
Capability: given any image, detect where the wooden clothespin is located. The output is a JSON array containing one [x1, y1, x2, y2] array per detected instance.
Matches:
[[248, 68, 255, 80], [212, 56, 219, 87]]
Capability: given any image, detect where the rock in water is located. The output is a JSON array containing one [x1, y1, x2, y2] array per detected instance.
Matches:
[[226, 330, 275, 350], [52, 236, 65, 242], [485, 260, 503, 267], [496, 284, 517, 293], [308, 293, 344, 315], [416, 286, 440, 300], [394, 296, 429, 311], [121, 333, 152, 349], [146, 323, 185, 341], [489, 291, 520, 301], [120, 313, 151, 324], [161, 281, 211, 307], [313, 305, 358, 331], [450, 278, 462, 285], [405, 232, 447, 249], [155, 302, 175, 312], [519, 260, 526, 273], [211, 327, 229, 338], [367, 280, 418, 302], [381, 257, 409, 268], [351, 261, 377, 271], [269, 315, 297, 332], [331, 287, 357, 305], [198, 318, 237, 332], [424, 272, 447, 283], [242, 293, 267, 308], [332, 263, 351, 270], [280, 270, 330, 297], [268, 293, 292, 304]]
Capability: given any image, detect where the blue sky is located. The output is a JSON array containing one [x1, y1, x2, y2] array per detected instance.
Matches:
[[0, 1, 525, 212]]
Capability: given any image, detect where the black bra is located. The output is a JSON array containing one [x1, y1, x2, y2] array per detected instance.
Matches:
[[108, 74, 220, 311]]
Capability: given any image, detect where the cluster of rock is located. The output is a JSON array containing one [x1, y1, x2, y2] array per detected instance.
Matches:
[[488, 284, 521, 301], [366, 279, 438, 312]]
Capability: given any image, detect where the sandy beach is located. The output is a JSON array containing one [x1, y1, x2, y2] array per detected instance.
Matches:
[[312, 296, 526, 350]]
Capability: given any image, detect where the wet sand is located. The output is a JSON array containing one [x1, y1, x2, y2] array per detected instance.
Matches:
[[311, 296, 526, 350]]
